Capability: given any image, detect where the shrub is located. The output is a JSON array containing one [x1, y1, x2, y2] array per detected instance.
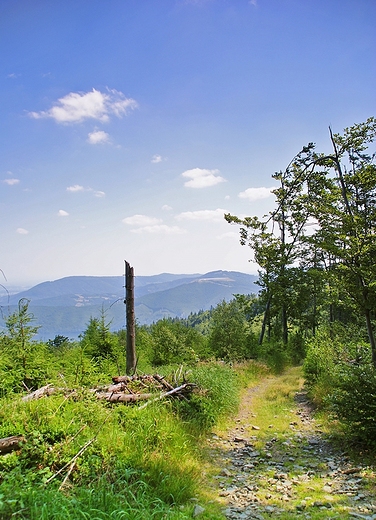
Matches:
[[303, 329, 339, 387], [149, 319, 201, 366], [207, 300, 248, 360], [328, 363, 376, 446]]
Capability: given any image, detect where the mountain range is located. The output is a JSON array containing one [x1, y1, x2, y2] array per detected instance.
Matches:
[[0, 271, 259, 340]]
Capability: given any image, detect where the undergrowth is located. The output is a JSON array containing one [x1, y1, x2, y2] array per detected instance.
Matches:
[[0, 360, 267, 519]]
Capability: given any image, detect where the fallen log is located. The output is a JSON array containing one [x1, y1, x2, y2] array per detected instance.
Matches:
[[111, 374, 156, 384], [0, 435, 25, 455], [95, 392, 153, 403], [107, 382, 135, 394], [111, 375, 132, 384], [22, 384, 56, 401], [18, 376, 194, 406]]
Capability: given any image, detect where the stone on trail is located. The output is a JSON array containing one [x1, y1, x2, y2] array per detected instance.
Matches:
[[193, 504, 205, 517]]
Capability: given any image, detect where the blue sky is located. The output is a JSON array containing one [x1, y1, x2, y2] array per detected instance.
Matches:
[[1, 0, 375, 286]]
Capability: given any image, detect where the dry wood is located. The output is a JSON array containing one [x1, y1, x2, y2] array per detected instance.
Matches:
[[153, 374, 174, 391], [138, 383, 194, 409], [112, 374, 155, 384], [107, 382, 135, 393], [111, 375, 132, 383], [0, 435, 25, 455], [95, 392, 153, 402], [22, 384, 56, 401], [45, 437, 95, 486], [19, 375, 192, 407]]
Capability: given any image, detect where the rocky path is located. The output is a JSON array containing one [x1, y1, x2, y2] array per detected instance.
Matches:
[[207, 368, 376, 519]]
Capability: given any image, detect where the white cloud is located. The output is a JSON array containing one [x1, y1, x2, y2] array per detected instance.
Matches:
[[182, 168, 226, 188], [58, 210, 69, 217], [67, 184, 85, 192], [151, 154, 163, 163], [162, 205, 172, 211], [3, 178, 20, 185], [66, 184, 105, 197], [122, 214, 185, 234], [87, 130, 110, 144], [28, 88, 138, 124], [16, 228, 28, 234], [176, 208, 227, 222], [122, 214, 162, 226], [238, 186, 276, 201], [131, 225, 185, 235]]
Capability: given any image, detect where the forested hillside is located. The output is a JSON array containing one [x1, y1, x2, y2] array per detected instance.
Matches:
[[0, 271, 258, 338]]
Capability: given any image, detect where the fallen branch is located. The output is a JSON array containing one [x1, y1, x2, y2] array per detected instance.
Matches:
[[111, 374, 157, 385], [153, 374, 174, 391], [19, 374, 194, 406], [45, 437, 95, 486], [0, 435, 25, 455], [138, 383, 195, 409]]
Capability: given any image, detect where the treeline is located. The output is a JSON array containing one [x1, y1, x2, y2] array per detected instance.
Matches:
[[0, 294, 279, 396]]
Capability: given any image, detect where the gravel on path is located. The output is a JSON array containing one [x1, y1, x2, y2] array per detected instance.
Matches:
[[206, 373, 376, 520]]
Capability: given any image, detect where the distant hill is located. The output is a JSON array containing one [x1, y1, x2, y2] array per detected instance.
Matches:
[[0, 271, 259, 340]]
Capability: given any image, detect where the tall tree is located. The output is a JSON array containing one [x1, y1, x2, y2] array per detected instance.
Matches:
[[302, 118, 376, 366], [225, 147, 313, 345]]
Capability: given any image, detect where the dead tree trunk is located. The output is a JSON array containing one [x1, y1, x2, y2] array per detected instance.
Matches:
[[0, 435, 25, 455], [22, 384, 56, 401], [125, 260, 136, 375]]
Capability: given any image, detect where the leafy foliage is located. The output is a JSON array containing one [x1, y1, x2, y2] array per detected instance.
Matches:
[[207, 299, 250, 360], [328, 363, 376, 446]]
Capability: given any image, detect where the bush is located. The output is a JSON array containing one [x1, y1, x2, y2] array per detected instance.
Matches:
[[149, 319, 202, 366], [328, 363, 376, 446], [207, 300, 248, 360], [303, 329, 339, 387]]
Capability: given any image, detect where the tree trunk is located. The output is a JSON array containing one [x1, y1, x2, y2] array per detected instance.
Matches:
[[125, 261, 136, 375], [364, 309, 376, 369], [259, 295, 271, 345], [282, 305, 288, 345]]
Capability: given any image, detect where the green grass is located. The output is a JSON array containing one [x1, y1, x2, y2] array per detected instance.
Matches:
[[0, 361, 271, 519]]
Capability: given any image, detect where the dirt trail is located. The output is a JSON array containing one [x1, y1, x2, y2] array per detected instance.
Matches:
[[206, 368, 376, 519]]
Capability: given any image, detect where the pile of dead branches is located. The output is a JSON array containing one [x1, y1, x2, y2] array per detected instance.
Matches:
[[94, 373, 195, 403], [20, 372, 195, 405]]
